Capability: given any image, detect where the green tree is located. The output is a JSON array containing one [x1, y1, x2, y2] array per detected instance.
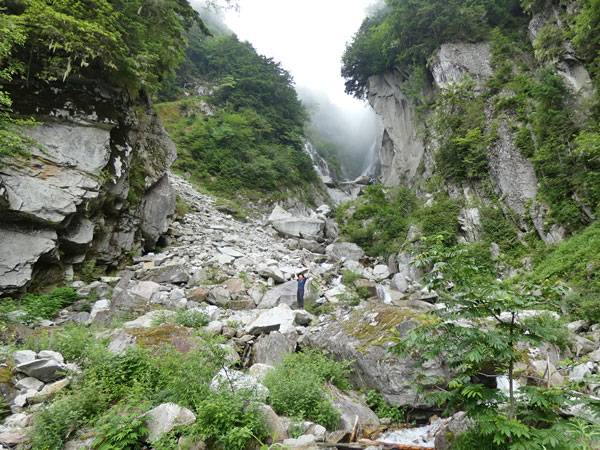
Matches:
[[390, 237, 600, 449]]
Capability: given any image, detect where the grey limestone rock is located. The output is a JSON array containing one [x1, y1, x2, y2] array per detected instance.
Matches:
[[16, 358, 64, 382], [429, 42, 493, 91], [326, 242, 365, 262], [0, 228, 57, 293], [253, 331, 297, 366], [141, 264, 190, 284], [143, 403, 196, 441], [326, 385, 380, 431]]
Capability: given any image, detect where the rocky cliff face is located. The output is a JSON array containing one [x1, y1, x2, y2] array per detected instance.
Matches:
[[367, 23, 594, 245], [367, 42, 495, 189], [0, 83, 176, 295]]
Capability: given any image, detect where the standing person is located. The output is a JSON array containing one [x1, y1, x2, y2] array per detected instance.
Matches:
[[296, 272, 308, 310]]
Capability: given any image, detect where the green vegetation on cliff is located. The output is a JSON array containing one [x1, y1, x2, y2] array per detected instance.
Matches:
[[155, 33, 316, 198], [340, 0, 600, 272], [341, 0, 525, 99], [0, 0, 202, 157]]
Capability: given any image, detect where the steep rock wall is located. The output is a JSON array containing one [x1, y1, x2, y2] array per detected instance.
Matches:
[[0, 83, 176, 295], [367, 31, 594, 245], [366, 71, 429, 187]]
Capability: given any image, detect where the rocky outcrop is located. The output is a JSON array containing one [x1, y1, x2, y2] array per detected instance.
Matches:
[[0, 83, 176, 295], [303, 303, 452, 413], [429, 42, 493, 91], [366, 71, 429, 187]]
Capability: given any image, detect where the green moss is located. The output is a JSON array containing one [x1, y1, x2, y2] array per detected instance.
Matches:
[[126, 323, 194, 349], [0, 366, 12, 385], [341, 304, 434, 353]]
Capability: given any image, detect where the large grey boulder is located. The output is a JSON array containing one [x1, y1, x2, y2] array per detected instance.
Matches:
[[246, 304, 299, 335], [326, 242, 364, 262], [253, 331, 297, 366], [258, 280, 298, 309], [272, 218, 325, 239], [304, 304, 451, 410], [16, 358, 64, 382], [141, 265, 190, 284], [269, 206, 325, 238], [144, 403, 196, 441], [326, 385, 380, 431]]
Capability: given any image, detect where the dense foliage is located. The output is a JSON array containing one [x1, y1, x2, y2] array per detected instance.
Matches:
[[0, 286, 79, 325], [341, 0, 525, 98], [155, 33, 316, 197], [391, 238, 600, 449], [25, 325, 268, 450], [263, 350, 353, 430], [0, 0, 201, 158]]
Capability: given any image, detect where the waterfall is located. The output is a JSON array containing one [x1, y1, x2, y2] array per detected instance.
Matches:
[[304, 141, 335, 187], [360, 136, 380, 178]]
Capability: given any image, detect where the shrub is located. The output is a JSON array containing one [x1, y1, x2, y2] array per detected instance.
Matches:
[[24, 324, 101, 363], [365, 390, 406, 423], [263, 350, 353, 430], [92, 408, 150, 450], [0, 286, 79, 325]]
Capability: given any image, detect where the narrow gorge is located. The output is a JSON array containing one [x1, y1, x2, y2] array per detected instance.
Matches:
[[1, 1, 600, 449]]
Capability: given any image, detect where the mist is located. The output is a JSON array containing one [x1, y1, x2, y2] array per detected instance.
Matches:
[[188, 1, 383, 180], [298, 86, 381, 180]]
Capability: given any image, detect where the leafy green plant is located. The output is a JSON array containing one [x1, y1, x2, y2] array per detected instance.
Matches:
[[365, 390, 406, 423], [24, 324, 101, 363], [390, 236, 599, 449], [1, 286, 79, 325], [341, 269, 361, 286], [335, 185, 417, 256], [92, 408, 150, 450], [0, 396, 10, 420], [263, 350, 353, 430]]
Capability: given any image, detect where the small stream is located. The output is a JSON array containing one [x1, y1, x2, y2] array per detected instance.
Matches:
[[377, 417, 450, 448]]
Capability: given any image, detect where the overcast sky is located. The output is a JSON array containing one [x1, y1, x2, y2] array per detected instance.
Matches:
[[224, 0, 375, 112]]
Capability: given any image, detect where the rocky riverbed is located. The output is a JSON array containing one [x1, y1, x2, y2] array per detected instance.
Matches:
[[1, 173, 600, 449]]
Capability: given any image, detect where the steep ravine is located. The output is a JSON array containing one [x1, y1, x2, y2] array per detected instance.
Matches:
[[2, 172, 599, 449]]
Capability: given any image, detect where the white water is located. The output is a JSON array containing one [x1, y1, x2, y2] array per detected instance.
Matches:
[[359, 136, 380, 179], [304, 141, 332, 179], [378, 417, 450, 448]]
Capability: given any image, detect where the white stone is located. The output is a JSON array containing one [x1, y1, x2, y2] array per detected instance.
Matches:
[[131, 281, 161, 301], [37, 350, 64, 364], [144, 403, 196, 441]]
